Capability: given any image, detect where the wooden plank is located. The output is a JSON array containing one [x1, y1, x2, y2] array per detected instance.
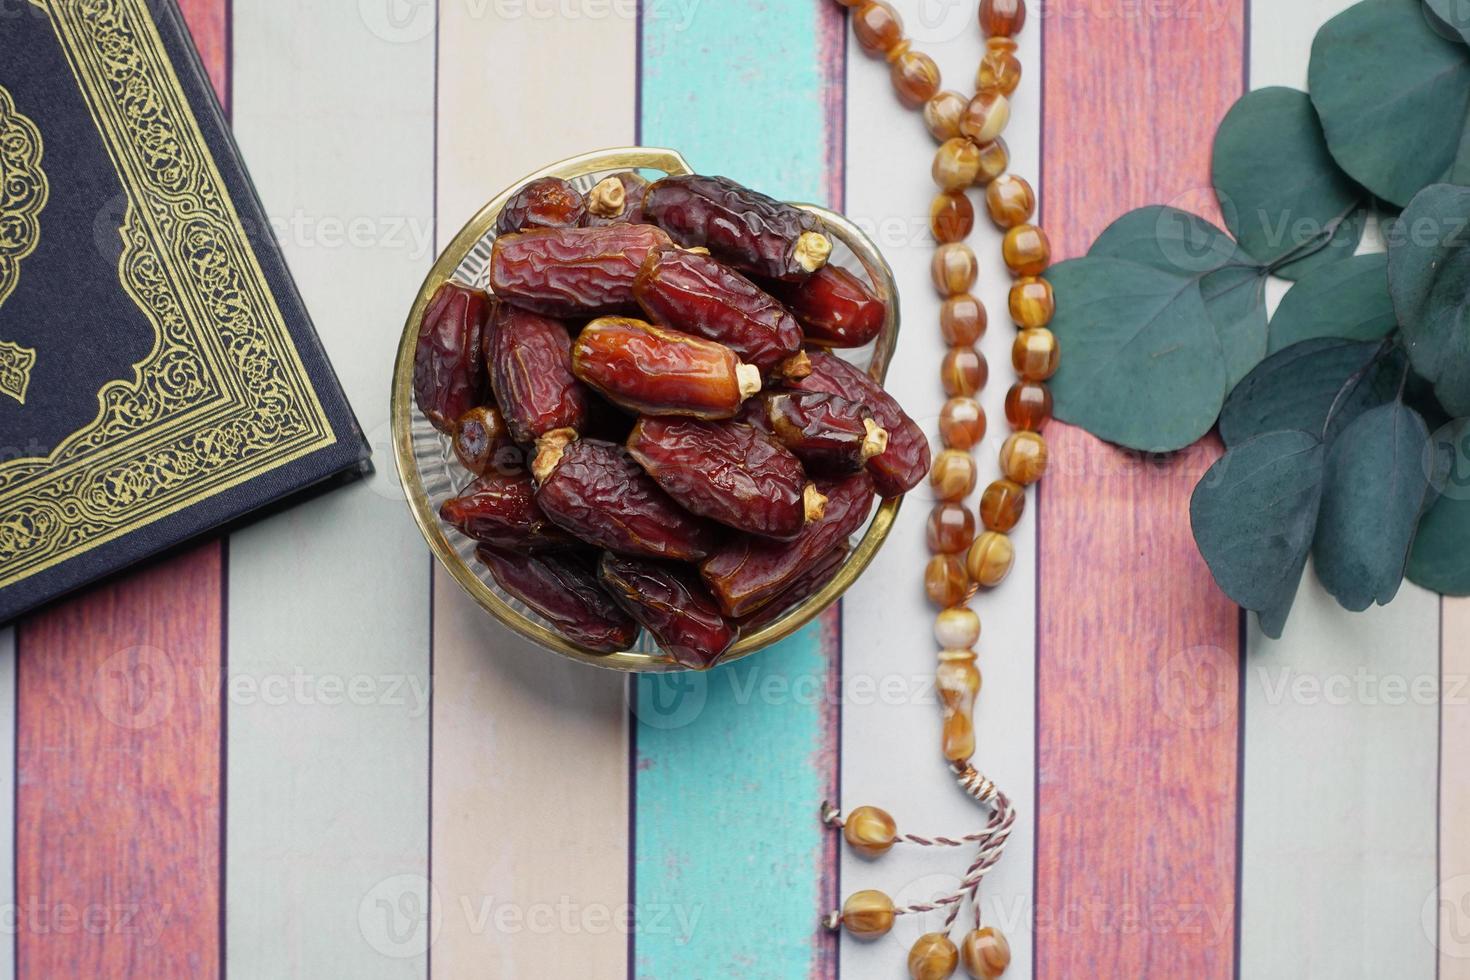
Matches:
[[225, 3, 434, 975], [632, 3, 843, 977], [17, 543, 222, 978], [15, 6, 227, 973], [1036, 3, 1244, 977], [0, 629, 13, 980], [838, 2, 1040, 976], [1237, 4, 1441, 977], [1443, 598, 1470, 979], [428, 5, 635, 978]]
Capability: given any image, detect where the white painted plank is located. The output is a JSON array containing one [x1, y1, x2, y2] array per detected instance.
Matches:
[[841, 6, 1039, 974], [226, 2, 434, 975], [1242, 7, 1441, 978], [428, 3, 634, 977]]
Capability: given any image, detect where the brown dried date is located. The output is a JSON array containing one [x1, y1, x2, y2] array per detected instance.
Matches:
[[532, 431, 722, 561], [581, 173, 649, 227], [485, 304, 592, 444], [571, 317, 762, 419], [477, 546, 639, 653], [633, 248, 808, 378], [700, 471, 875, 617], [598, 554, 737, 670], [765, 265, 886, 349], [495, 177, 586, 235], [766, 392, 888, 475], [788, 351, 930, 497], [452, 405, 514, 476], [489, 224, 672, 317], [627, 416, 823, 539], [737, 544, 849, 631], [644, 174, 833, 281], [413, 281, 491, 433], [440, 472, 574, 550]]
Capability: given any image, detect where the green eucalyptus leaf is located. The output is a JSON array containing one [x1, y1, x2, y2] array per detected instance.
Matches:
[[1219, 339, 1402, 448], [1212, 87, 1366, 279], [1047, 256, 1228, 452], [1408, 494, 1470, 593], [1387, 183, 1470, 415], [1314, 402, 1433, 610], [1190, 430, 1325, 638], [1425, 0, 1470, 44], [1310, 0, 1470, 208], [1088, 206, 1267, 386], [1267, 252, 1398, 353]]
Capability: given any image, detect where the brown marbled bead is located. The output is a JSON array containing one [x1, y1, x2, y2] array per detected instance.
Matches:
[[941, 294, 988, 345], [940, 397, 987, 450], [892, 48, 942, 107], [1002, 223, 1051, 276], [925, 554, 972, 607], [843, 805, 898, 857], [985, 174, 1035, 228], [933, 137, 982, 190], [942, 346, 988, 397], [1009, 276, 1054, 327], [979, 478, 1026, 532], [932, 243, 979, 295], [924, 90, 970, 141], [842, 889, 896, 939], [966, 530, 1014, 588], [927, 502, 976, 554], [1004, 380, 1051, 431], [909, 932, 961, 980], [931, 449, 978, 501], [853, 0, 904, 55], [1012, 328, 1059, 381], [937, 649, 981, 762], [960, 926, 1011, 979], [972, 137, 1010, 187], [931, 191, 975, 244], [980, 0, 1027, 37], [959, 91, 1011, 145], [976, 44, 1022, 96], [1001, 430, 1048, 484]]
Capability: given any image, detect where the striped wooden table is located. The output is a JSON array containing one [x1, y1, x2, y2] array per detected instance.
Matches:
[[7, 0, 1463, 977]]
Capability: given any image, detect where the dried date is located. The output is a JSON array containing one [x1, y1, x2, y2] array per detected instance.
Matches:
[[571, 317, 761, 419], [765, 392, 888, 475], [489, 224, 672, 317], [477, 546, 638, 653], [440, 472, 574, 550], [737, 544, 850, 631], [700, 471, 876, 617], [644, 174, 832, 281], [486, 304, 592, 444], [788, 352, 930, 497], [598, 554, 737, 670], [413, 281, 490, 433], [627, 417, 822, 539], [452, 405, 514, 476], [634, 247, 808, 378], [532, 431, 722, 561], [495, 177, 586, 235], [765, 265, 886, 348], [581, 172, 649, 227]]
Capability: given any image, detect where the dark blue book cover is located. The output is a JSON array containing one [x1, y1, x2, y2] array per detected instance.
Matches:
[[0, 0, 370, 622]]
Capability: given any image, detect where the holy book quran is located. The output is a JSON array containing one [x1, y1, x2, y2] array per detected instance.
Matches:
[[0, 0, 370, 622]]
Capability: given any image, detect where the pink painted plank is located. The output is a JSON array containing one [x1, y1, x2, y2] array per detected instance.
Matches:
[[1036, 2, 1245, 977]]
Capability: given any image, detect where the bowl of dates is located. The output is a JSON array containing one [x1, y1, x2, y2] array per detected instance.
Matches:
[[392, 147, 927, 671]]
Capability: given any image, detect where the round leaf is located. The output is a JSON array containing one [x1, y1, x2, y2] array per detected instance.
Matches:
[[1387, 183, 1470, 415], [1407, 417, 1470, 593], [1268, 252, 1397, 353], [1190, 430, 1325, 638], [1089, 206, 1268, 386], [1212, 87, 1366, 279], [1425, 0, 1470, 44], [1047, 256, 1227, 452], [1219, 339, 1400, 447], [1310, 0, 1470, 208], [1313, 402, 1433, 610]]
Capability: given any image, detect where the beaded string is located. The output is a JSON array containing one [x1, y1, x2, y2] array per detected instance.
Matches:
[[820, 0, 1052, 976]]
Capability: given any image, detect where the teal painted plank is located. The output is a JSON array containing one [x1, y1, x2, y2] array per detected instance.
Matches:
[[636, 12, 845, 976]]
